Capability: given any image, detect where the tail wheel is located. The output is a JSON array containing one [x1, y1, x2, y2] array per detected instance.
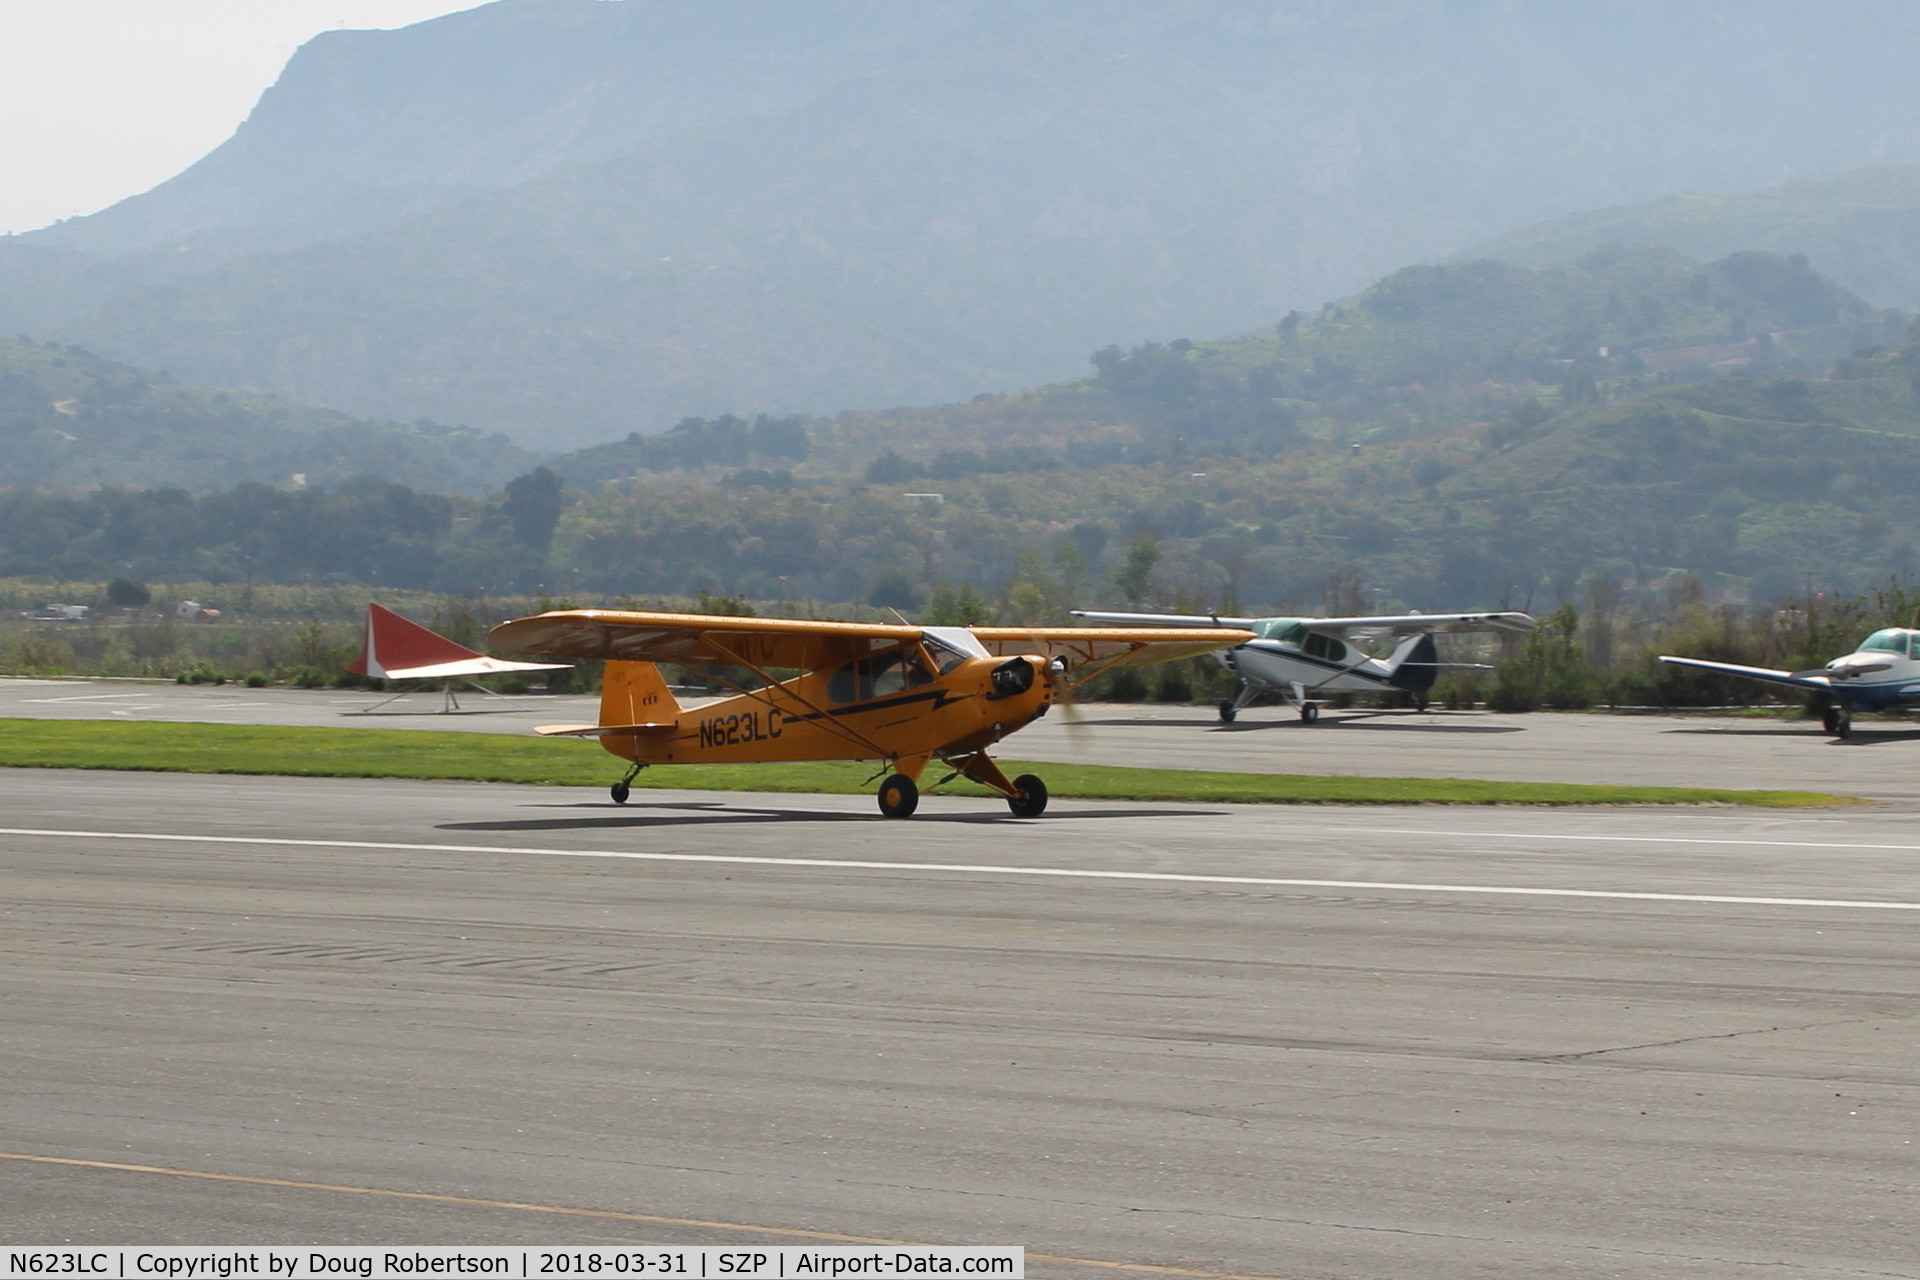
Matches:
[[1217, 699, 1237, 723], [1008, 774, 1048, 818], [610, 781, 631, 805], [878, 773, 919, 818]]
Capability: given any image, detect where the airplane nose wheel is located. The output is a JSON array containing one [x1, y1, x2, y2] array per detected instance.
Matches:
[[1008, 774, 1049, 817], [878, 773, 920, 818]]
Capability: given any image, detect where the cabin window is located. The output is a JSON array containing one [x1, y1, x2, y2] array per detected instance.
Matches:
[[1302, 631, 1348, 662], [828, 649, 934, 703]]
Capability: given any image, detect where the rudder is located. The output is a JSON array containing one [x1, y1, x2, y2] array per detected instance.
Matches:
[[1385, 633, 1440, 693], [601, 661, 681, 727]]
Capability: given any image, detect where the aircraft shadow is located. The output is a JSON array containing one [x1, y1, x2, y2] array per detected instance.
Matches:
[[1209, 718, 1524, 735], [1665, 725, 1920, 745], [1079, 711, 1519, 734], [441, 801, 1221, 832]]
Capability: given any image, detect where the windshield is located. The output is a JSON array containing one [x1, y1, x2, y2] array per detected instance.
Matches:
[[1857, 629, 1913, 655], [921, 627, 987, 673]]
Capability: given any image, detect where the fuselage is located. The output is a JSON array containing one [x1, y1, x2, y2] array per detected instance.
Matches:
[[1820, 628, 1920, 711], [1216, 619, 1418, 695], [600, 639, 1055, 768]]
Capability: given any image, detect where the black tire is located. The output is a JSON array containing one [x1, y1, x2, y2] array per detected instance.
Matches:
[[1217, 699, 1237, 723], [1411, 694, 1429, 713], [878, 773, 919, 818], [1821, 707, 1841, 734], [1300, 702, 1320, 724], [610, 781, 631, 805], [1836, 716, 1853, 740], [1008, 774, 1048, 818]]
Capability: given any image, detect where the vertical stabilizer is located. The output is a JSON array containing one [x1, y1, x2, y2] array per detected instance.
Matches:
[[1384, 632, 1440, 692], [601, 660, 681, 727], [347, 603, 484, 678]]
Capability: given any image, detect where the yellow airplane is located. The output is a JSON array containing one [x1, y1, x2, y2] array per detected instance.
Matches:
[[488, 609, 1251, 817]]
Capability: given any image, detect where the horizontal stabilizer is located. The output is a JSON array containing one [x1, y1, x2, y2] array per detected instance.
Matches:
[[537, 722, 677, 737]]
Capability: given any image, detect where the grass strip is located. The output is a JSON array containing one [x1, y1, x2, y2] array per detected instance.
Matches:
[[0, 718, 1853, 807]]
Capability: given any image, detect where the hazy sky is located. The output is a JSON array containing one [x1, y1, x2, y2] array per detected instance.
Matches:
[[0, 0, 487, 235]]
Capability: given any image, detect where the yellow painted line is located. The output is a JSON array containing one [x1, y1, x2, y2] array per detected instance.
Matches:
[[0, 1152, 1298, 1280]]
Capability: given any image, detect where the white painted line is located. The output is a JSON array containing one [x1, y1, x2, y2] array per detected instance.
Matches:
[[21, 694, 153, 704], [1342, 826, 1920, 853], [1, 826, 1916, 912]]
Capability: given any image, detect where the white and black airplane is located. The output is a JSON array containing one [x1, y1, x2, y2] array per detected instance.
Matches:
[[1071, 609, 1534, 723], [1660, 627, 1920, 738]]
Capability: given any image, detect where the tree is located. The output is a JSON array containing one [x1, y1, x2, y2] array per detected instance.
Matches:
[[1114, 533, 1162, 605], [503, 467, 564, 554], [106, 577, 150, 607]]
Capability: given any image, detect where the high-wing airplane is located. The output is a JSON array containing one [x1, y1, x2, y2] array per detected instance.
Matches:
[[1660, 627, 1920, 738], [1071, 609, 1534, 723], [348, 602, 569, 713], [487, 608, 1250, 816]]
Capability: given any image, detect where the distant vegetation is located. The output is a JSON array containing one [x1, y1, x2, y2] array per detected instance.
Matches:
[[8, 245, 1920, 715], [0, 338, 530, 493], [1468, 164, 1920, 313]]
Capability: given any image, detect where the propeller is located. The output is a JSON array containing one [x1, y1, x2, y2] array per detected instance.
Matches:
[[1045, 654, 1088, 731]]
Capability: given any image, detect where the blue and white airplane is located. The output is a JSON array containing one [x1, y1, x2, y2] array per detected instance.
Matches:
[[1072, 609, 1533, 723], [1660, 627, 1920, 738]]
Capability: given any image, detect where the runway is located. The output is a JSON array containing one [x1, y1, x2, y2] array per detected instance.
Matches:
[[1, 769, 1916, 1277], [1, 676, 1912, 802]]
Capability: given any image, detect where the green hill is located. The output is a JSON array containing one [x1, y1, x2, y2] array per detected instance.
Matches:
[[1465, 165, 1920, 313], [0, 338, 532, 493], [19, 2, 1920, 447]]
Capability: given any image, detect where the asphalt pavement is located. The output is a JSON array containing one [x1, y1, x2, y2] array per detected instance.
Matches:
[[1, 768, 1916, 1277]]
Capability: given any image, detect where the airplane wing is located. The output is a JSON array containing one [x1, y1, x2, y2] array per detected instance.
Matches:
[[489, 610, 926, 671], [969, 627, 1255, 683], [381, 655, 570, 679], [1657, 655, 1833, 691], [490, 611, 1250, 682], [1303, 612, 1534, 638], [1069, 610, 1262, 629], [1070, 609, 1533, 639]]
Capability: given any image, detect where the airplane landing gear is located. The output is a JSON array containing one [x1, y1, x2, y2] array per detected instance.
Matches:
[[1299, 702, 1320, 724], [610, 761, 645, 804], [1834, 714, 1853, 740], [878, 773, 920, 818], [1218, 699, 1237, 723], [1008, 774, 1049, 817], [1821, 707, 1841, 734]]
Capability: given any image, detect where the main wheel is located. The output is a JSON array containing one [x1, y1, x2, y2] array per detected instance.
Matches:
[[1410, 693, 1429, 713], [1008, 773, 1048, 818], [1835, 716, 1853, 740], [1300, 702, 1320, 724], [1217, 699, 1237, 723], [1821, 707, 1841, 734], [610, 781, 631, 805], [877, 773, 919, 818]]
